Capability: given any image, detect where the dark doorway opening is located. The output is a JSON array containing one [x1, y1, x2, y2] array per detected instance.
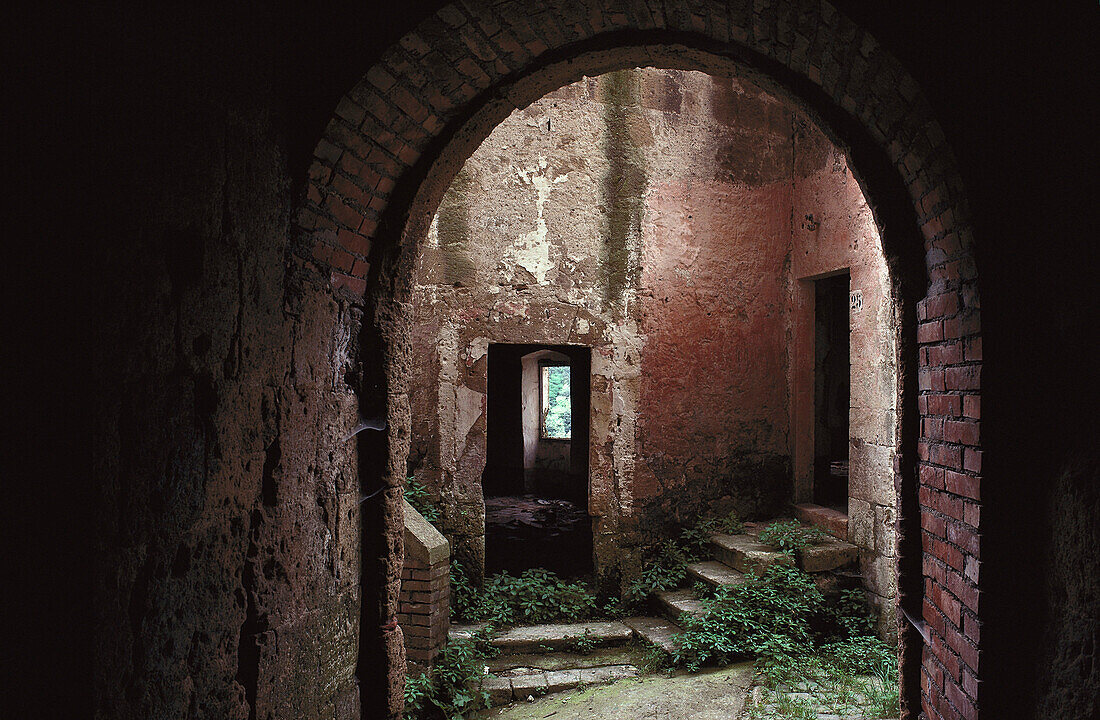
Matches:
[[483, 343, 592, 578], [813, 273, 851, 511]]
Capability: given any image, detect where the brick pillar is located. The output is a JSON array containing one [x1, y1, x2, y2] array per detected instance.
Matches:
[[398, 500, 450, 675]]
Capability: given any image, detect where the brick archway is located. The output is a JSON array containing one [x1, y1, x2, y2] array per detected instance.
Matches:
[[293, 3, 982, 719]]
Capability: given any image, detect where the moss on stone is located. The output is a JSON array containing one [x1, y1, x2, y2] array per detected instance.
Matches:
[[599, 70, 647, 311], [436, 167, 476, 285]]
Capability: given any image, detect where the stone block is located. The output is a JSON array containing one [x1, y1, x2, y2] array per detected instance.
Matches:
[[544, 668, 582, 693], [848, 441, 896, 507], [623, 616, 682, 654], [710, 534, 794, 575], [798, 537, 858, 572], [861, 552, 898, 599], [792, 503, 848, 540], [404, 500, 449, 565], [874, 504, 897, 557], [686, 560, 747, 589], [490, 622, 633, 653], [576, 665, 637, 685], [508, 670, 548, 698], [847, 497, 874, 550], [482, 676, 514, 704], [655, 588, 706, 623]]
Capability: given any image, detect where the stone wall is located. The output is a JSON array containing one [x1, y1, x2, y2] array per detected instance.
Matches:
[[407, 67, 897, 600], [789, 116, 900, 638], [89, 7, 367, 718]]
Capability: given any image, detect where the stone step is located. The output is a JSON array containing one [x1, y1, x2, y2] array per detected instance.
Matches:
[[797, 535, 859, 573], [792, 502, 849, 540], [448, 622, 488, 643], [623, 615, 682, 655], [487, 646, 641, 675], [488, 621, 634, 654], [709, 534, 795, 575], [687, 560, 748, 590], [655, 588, 706, 623], [481, 663, 639, 704]]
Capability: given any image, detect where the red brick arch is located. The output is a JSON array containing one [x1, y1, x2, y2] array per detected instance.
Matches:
[[293, 2, 982, 719]]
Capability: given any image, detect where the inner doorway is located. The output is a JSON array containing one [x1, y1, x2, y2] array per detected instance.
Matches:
[[813, 272, 851, 511], [483, 343, 592, 578]]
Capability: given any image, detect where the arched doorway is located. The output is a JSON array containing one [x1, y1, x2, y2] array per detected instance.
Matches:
[[296, 3, 982, 718]]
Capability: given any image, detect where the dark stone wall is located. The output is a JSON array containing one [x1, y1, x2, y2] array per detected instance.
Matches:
[[85, 7, 368, 719]]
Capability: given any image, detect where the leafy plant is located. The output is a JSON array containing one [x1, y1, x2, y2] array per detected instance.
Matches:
[[403, 637, 493, 720], [679, 511, 743, 559], [404, 476, 441, 525], [821, 636, 896, 677], [746, 637, 900, 719], [450, 565, 600, 625], [673, 564, 825, 671], [449, 560, 480, 622], [626, 540, 689, 605], [572, 628, 597, 655], [626, 512, 744, 608], [817, 588, 875, 640], [757, 521, 826, 555]]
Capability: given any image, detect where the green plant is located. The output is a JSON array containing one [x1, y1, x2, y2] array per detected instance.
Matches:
[[757, 521, 826, 555], [448, 560, 479, 622], [450, 566, 601, 625], [745, 631, 900, 719], [404, 477, 441, 525], [626, 540, 689, 605], [679, 511, 743, 560], [403, 670, 434, 719], [818, 588, 875, 640], [601, 596, 626, 619], [821, 636, 896, 677], [403, 637, 493, 720], [673, 564, 825, 671], [572, 628, 597, 655]]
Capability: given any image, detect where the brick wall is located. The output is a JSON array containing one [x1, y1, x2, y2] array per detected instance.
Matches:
[[399, 501, 450, 673], [294, 2, 983, 718]]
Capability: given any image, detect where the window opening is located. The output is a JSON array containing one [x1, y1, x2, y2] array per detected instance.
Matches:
[[539, 362, 571, 440]]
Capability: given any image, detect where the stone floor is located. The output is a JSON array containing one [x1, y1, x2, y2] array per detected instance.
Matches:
[[469, 662, 901, 720], [470, 663, 756, 720]]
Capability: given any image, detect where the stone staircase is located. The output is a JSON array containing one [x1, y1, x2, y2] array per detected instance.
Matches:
[[450, 620, 645, 704], [448, 515, 860, 708], [650, 517, 860, 632]]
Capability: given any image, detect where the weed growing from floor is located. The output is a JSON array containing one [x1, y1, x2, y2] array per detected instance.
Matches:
[[746, 638, 899, 719], [757, 520, 827, 555], [667, 559, 899, 718], [450, 563, 603, 625], [626, 540, 690, 605], [626, 511, 745, 607], [679, 510, 744, 557], [673, 564, 824, 670], [403, 632, 495, 720]]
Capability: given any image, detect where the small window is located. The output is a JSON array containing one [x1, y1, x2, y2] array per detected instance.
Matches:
[[540, 362, 571, 439]]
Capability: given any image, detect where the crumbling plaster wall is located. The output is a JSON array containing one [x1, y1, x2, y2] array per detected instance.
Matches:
[[409, 67, 895, 597]]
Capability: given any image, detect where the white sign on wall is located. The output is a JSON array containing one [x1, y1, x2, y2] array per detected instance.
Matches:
[[850, 289, 863, 313]]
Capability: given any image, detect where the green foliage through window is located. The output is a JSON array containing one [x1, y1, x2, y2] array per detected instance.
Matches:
[[541, 364, 571, 439]]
